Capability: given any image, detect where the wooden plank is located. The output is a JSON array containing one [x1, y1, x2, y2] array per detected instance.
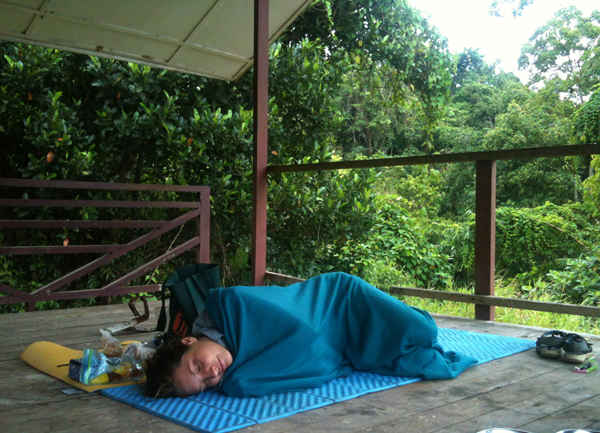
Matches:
[[0, 177, 208, 193], [0, 301, 161, 326], [1, 313, 157, 346], [391, 287, 600, 318], [0, 359, 79, 409], [368, 355, 560, 408], [264, 271, 600, 319], [0, 282, 30, 299], [0, 394, 191, 433], [0, 199, 200, 208], [441, 375, 600, 433], [265, 271, 305, 284], [0, 220, 168, 229], [519, 394, 600, 433], [266, 144, 600, 173], [360, 357, 598, 433], [0, 285, 161, 306], [0, 245, 123, 255], [0, 305, 160, 361]]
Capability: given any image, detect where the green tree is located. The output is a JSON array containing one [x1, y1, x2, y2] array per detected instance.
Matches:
[[483, 101, 580, 207], [574, 89, 600, 217], [285, 0, 454, 135], [437, 53, 530, 216], [490, 0, 535, 17], [447, 202, 594, 285], [519, 6, 600, 104], [0, 27, 392, 294], [573, 88, 600, 144], [451, 48, 495, 95], [334, 62, 422, 157]]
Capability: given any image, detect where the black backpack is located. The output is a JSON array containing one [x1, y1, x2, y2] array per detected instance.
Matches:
[[156, 263, 221, 338]]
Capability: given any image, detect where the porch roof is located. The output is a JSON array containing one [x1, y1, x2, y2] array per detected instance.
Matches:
[[0, 0, 311, 81]]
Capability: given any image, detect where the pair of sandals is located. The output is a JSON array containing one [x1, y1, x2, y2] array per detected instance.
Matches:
[[536, 330, 593, 363]]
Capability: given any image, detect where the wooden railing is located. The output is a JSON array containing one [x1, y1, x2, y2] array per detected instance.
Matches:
[[0, 178, 210, 311], [264, 271, 600, 319], [265, 144, 600, 320]]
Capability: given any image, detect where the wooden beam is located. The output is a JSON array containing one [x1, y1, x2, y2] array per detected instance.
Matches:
[[0, 199, 199, 208], [265, 271, 305, 285], [0, 178, 209, 192], [0, 220, 169, 229], [0, 284, 163, 304], [390, 287, 600, 318], [264, 272, 600, 319], [475, 160, 496, 321], [198, 189, 211, 263], [266, 144, 600, 173], [28, 208, 200, 296], [0, 246, 122, 255], [251, 0, 269, 286], [98, 237, 201, 293]]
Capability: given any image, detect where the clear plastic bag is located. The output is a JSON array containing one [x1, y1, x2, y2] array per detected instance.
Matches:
[[122, 342, 156, 369], [100, 329, 123, 357], [79, 349, 144, 385]]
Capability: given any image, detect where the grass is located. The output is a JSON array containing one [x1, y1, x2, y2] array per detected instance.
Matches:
[[398, 279, 600, 335]]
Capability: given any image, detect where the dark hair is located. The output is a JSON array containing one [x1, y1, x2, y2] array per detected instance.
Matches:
[[144, 337, 190, 398]]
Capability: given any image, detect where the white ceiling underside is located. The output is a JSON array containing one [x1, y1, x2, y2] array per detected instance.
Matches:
[[0, 0, 312, 81]]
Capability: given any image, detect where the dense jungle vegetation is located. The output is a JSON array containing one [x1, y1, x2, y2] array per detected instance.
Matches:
[[1, 0, 599, 331]]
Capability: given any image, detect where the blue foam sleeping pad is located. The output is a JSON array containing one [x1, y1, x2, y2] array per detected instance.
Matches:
[[206, 272, 477, 397]]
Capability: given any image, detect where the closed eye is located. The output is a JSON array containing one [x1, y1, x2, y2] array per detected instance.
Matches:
[[192, 363, 206, 392]]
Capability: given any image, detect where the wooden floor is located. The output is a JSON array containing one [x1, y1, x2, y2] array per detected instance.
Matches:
[[1, 302, 599, 433]]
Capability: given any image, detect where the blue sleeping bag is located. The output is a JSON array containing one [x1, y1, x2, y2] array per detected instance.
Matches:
[[206, 272, 476, 397]]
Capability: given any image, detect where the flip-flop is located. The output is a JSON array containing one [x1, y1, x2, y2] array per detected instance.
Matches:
[[536, 330, 566, 359], [563, 333, 593, 363]]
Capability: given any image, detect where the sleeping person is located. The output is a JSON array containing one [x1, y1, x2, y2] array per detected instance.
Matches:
[[145, 272, 477, 398]]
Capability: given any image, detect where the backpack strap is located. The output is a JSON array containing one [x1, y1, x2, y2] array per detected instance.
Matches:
[[156, 281, 169, 333]]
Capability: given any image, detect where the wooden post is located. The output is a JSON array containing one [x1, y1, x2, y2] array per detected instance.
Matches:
[[251, 0, 269, 286], [198, 189, 210, 263], [475, 160, 497, 320]]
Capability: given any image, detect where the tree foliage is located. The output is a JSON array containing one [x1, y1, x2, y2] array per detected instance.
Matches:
[[0, 37, 376, 293], [489, 0, 535, 17], [519, 6, 600, 104], [574, 88, 600, 144], [482, 101, 579, 206], [285, 0, 454, 133]]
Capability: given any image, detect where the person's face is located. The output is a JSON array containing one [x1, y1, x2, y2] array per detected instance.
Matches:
[[172, 336, 233, 396]]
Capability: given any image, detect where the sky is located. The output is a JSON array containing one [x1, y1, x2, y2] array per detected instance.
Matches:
[[408, 0, 598, 83]]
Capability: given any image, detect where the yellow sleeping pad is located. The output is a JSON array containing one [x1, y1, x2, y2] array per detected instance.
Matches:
[[21, 341, 145, 393]]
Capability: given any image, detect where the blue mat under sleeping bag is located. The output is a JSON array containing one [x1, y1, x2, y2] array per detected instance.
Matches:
[[205, 272, 477, 397], [102, 328, 535, 433]]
